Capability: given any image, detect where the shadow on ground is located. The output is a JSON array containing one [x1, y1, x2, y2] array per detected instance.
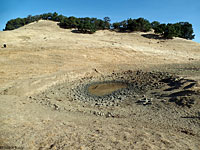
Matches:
[[141, 34, 166, 40]]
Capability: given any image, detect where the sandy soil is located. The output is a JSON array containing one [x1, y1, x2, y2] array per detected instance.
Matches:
[[0, 20, 200, 150]]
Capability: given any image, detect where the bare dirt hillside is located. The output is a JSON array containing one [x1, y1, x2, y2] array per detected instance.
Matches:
[[0, 20, 200, 150]]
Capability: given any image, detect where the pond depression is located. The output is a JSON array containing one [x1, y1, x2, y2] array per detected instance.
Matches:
[[88, 82, 128, 96]]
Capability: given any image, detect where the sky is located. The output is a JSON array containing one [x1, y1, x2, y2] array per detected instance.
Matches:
[[0, 0, 200, 43]]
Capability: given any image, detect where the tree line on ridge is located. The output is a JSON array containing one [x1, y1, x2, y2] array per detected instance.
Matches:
[[4, 12, 195, 40]]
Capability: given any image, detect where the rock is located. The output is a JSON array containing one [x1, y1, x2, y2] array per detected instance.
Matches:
[[53, 104, 59, 110], [136, 97, 152, 105]]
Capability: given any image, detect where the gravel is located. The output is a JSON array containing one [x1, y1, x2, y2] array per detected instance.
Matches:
[[31, 70, 174, 108]]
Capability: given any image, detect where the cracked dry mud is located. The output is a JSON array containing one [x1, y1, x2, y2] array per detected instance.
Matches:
[[0, 20, 200, 150]]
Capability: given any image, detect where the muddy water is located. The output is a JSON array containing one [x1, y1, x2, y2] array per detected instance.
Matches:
[[88, 82, 128, 96]]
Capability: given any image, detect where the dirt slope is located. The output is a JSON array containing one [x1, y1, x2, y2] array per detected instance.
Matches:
[[0, 20, 200, 150]]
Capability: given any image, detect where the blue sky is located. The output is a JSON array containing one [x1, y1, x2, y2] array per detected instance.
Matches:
[[0, 0, 200, 43]]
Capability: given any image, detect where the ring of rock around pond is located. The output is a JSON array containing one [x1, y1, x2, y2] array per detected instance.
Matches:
[[31, 70, 176, 108], [71, 80, 136, 106], [69, 70, 172, 106]]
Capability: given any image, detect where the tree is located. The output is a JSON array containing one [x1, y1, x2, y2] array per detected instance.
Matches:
[[154, 22, 195, 40], [93, 19, 104, 30], [57, 15, 65, 22], [59, 16, 78, 29], [136, 18, 151, 32], [179, 22, 195, 40], [154, 24, 166, 35], [77, 18, 96, 33], [119, 20, 127, 31], [52, 12, 58, 21], [33, 15, 41, 22], [5, 19, 16, 30], [103, 17, 111, 29], [5, 18, 26, 30], [47, 13, 53, 20], [172, 23, 182, 37], [112, 22, 120, 30], [163, 24, 177, 39], [41, 13, 49, 20], [127, 18, 134, 31], [151, 21, 160, 30], [26, 15, 33, 24], [127, 18, 151, 32], [59, 17, 68, 28]]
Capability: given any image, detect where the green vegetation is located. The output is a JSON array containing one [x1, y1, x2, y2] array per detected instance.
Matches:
[[4, 12, 110, 34], [112, 18, 151, 32], [59, 17, 108, 33], [4, 12, 195, 39], [153, 22, 195, 40]]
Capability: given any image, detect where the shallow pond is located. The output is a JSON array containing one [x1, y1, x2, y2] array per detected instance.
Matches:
[[88, 82, 128, 96]]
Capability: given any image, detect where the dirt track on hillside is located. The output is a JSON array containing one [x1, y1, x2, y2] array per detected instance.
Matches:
[[0, 20, 200, 150]]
